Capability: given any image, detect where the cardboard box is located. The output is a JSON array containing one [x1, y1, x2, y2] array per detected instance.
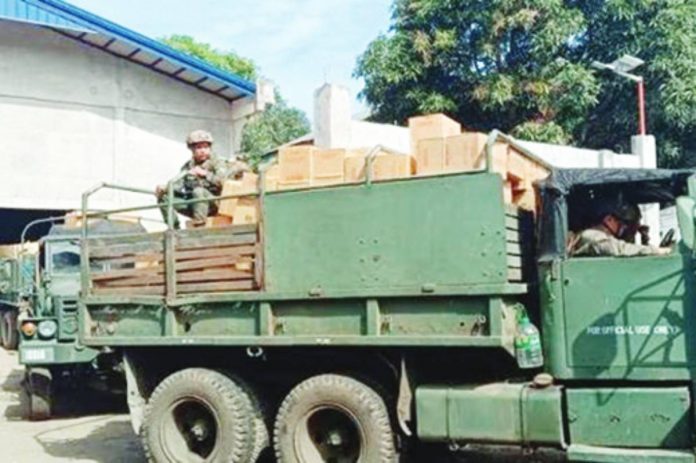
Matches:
[[448, 133, 509, 175], [279, 146, 316, 182], [264, 164, 280, 191], [415, 138, 446, 174], [277, 180, 311, 191], [344, 149, 413, 181], [232, 199, 258, 225], [219, 172, 259, 217], [186, 215, 233, 229], [409, 113, 461, 153], [313, 149, 345, 178]]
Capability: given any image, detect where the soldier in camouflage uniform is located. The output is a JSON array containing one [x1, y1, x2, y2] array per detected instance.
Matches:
[[570, 203, 671, 257], [156, 130, 247, 228]]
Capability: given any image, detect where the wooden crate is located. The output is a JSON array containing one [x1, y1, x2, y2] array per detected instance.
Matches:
[[186, 215, 233, 229], [408, 113, 461, 153]]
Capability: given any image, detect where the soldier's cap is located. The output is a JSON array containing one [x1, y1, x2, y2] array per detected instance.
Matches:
[[187, 130, 214, 146]]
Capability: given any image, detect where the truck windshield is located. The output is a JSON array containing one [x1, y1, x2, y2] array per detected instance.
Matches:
[[51, 250, 80, 274]]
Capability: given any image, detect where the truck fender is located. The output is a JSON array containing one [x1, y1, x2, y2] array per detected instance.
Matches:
[[123, 353, 147, 435]]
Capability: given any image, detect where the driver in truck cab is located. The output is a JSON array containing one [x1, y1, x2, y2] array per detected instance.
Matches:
[[570, 203, 671, 257], [155, 130, 249, 229]]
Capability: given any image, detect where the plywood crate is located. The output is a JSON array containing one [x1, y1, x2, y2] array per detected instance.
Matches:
[[344, 149, 413, 182], [219, 172, 258, 217], [408, 113, 461, 153], [279, 146, 316, 182], [277, 180, 311, 191]]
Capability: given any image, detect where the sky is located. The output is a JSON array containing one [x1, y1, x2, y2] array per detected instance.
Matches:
[[67, 0, 393, 121]]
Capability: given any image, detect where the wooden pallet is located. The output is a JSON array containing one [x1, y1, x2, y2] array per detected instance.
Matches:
[[88, 224, 260, 296]]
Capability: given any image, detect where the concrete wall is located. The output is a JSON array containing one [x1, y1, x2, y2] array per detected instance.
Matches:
[[0, 20, 255, 221]]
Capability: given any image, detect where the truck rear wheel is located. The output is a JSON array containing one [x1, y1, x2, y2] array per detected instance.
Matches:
[[141, 368, 255, 463], [273, 374, 397, 463], [2, 310, 18, 350]]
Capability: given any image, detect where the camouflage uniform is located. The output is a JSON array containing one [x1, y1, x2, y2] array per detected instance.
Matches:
[[159, 154, 228, 227], [570, 225, 662, 257]]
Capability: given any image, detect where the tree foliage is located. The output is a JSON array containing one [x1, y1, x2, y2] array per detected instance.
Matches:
[[162, 35, 310, 163], [162, 35, 257, 81], [356, 0, 696, 166], [240, 94, 310, 164]]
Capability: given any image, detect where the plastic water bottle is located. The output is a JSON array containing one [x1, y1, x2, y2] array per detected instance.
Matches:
[[515, 310, 544, 369]]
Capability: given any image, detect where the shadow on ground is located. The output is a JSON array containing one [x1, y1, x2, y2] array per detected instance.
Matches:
[[36, 418, 145, 462]]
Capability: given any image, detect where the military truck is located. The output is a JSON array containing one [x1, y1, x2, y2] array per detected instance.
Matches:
[[15, 219, 145, 419], [76, 137, 696, 462], [0, 244, 36, 350]]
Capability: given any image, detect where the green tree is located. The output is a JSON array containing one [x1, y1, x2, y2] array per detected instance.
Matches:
[[240, 94, 310, 163], [355, 0, 696, 166], [162, 35, 310, 163], [162, 35, 257, 80]]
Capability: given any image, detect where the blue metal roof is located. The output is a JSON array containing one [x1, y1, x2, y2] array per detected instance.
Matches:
[[0, 0, 256, 101]]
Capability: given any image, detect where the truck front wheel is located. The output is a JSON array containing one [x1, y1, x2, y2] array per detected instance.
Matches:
[[25, 367, 52, 421], [141, 368, 256, 463], [2, 310, 18, 350], [274, 374, 397, 463]]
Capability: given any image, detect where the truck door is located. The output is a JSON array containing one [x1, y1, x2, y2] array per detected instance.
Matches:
[[559, 249, 696, 379]]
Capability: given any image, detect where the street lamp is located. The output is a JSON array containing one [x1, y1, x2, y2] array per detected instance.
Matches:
[[591, 55, 647, 135]]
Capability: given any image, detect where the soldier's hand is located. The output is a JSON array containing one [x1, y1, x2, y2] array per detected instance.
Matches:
[[190, 166, 208, 178], [155, 185, 165, 198]]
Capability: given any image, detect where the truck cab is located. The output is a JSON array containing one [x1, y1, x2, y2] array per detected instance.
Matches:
[[0, 246, 36, 350], [18, 219, 145, 420]]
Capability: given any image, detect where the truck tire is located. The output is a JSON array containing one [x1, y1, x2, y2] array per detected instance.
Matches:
[[26, 368, 53, 421], [274, 374, 397, 463], [2, 310, 18, 350], [142, 368, 255, 463], [221, 371, 270, 463]]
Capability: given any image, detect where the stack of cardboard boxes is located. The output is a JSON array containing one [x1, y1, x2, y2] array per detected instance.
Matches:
[[210, 113, 550, 229], [409, 113, 550, 210]]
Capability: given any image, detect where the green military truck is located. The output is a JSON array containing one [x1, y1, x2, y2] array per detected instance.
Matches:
[[15, 219, 145, 419], [76, 139, 696, 462], [0, 244, 36, 350]]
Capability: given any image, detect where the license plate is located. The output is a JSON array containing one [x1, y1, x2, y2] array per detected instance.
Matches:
[[22, 348, 54, 363]]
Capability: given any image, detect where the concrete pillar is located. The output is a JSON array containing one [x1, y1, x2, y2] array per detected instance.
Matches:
[[230, 79, 275, 154], [632, 135, 660, 244], [313, 83, 351, 149], [632, 135, 657, 168]]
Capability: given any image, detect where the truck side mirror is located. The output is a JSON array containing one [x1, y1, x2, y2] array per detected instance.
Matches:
[[676, 196, 696, 249]]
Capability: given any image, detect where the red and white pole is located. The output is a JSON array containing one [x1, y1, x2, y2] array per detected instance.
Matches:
[[637, 79, 646, 135]]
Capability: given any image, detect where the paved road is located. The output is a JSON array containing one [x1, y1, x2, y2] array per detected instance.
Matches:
[[0, 348, 145, 463]]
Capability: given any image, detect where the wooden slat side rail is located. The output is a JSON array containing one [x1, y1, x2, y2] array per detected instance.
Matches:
[[88, 224, 262, 297]]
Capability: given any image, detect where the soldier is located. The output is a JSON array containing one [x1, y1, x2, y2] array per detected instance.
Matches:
[[570, 203, 671, 257], [156, 130, 246, 228]]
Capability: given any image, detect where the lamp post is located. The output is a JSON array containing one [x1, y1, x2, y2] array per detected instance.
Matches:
[[591, 55, 647, 135]]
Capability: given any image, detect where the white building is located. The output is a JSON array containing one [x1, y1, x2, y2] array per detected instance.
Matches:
[[0, 0, 269, 242]]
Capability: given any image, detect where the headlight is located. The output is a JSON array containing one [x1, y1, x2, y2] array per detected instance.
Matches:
[[37, 320, 58, 339]]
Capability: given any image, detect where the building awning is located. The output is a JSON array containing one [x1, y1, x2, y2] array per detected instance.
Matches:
[[0, 0, 256, 102]]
